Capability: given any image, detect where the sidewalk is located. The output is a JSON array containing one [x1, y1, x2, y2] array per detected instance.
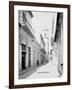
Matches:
[[19, 66, 37, 79], [19, 66, 37, 75]]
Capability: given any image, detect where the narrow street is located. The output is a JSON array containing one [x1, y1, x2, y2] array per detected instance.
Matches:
[[27, 61, 59, 79], [18, 11, 63, 79]]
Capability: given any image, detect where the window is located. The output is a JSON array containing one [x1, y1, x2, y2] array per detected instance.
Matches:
[[22, 44, 26, 51]]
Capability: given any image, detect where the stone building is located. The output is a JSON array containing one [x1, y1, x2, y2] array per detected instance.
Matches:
[[53, 13, 63, 75], [42, 29, 49, 62], [32, 40, 41, 66], [18, 10, 41, 74], [40, 34, 46, 63], [51, 13, 58, 65], [42, 13, 57, 62]]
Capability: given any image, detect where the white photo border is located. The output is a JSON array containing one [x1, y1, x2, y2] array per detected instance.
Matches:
[[14, 5, 68, 85]]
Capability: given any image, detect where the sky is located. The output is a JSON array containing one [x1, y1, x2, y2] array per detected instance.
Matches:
[[32, 11, 56, 43]]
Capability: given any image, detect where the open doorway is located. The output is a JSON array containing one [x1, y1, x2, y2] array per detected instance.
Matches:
[[21, 44, 26, 70]]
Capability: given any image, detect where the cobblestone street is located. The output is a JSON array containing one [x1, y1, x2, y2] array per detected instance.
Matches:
[[19, 62, 47, 79], [27, 61, 59, 79], [19, 61, 60, 79]]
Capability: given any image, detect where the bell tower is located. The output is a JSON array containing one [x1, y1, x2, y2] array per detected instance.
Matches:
[[42, 29, 49, 62]]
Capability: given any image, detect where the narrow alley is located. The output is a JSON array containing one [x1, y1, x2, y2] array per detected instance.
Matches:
[[18, 11, 63, 80]]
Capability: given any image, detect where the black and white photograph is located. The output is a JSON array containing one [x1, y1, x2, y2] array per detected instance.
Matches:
[[9, 1, 70, 88], [18, 11, 63, 79]]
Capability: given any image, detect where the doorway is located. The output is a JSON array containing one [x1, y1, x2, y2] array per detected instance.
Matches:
[[21, 44, 26, 70], [22, 52, 26, 70]]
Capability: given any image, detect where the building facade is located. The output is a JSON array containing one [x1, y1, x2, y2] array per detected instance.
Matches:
[[19, 11, 39, 74], [18, 10, 42, 75], [42, 29, 49, 62], [53, 13, 63, 75], [32, 40, 41, 66], [40, 34, 46, 63]]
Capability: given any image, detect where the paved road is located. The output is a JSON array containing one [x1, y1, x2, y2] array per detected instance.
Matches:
[[19, 62, 48, 79], [19, 66, 37, 79], [27, 61, 59, 79]]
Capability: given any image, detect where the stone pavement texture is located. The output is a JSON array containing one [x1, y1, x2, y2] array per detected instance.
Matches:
[[19, 61, 47, 79], [19, 66, 37, 79], [27, 61, 59, 79]]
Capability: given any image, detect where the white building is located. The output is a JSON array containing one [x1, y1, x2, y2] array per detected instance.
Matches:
[[42, 29, 49, 62], [40, 34, 46, 63], [18, 11, 41, 74], [32, 40, 41, 66], [42, 13, 57, 62]]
